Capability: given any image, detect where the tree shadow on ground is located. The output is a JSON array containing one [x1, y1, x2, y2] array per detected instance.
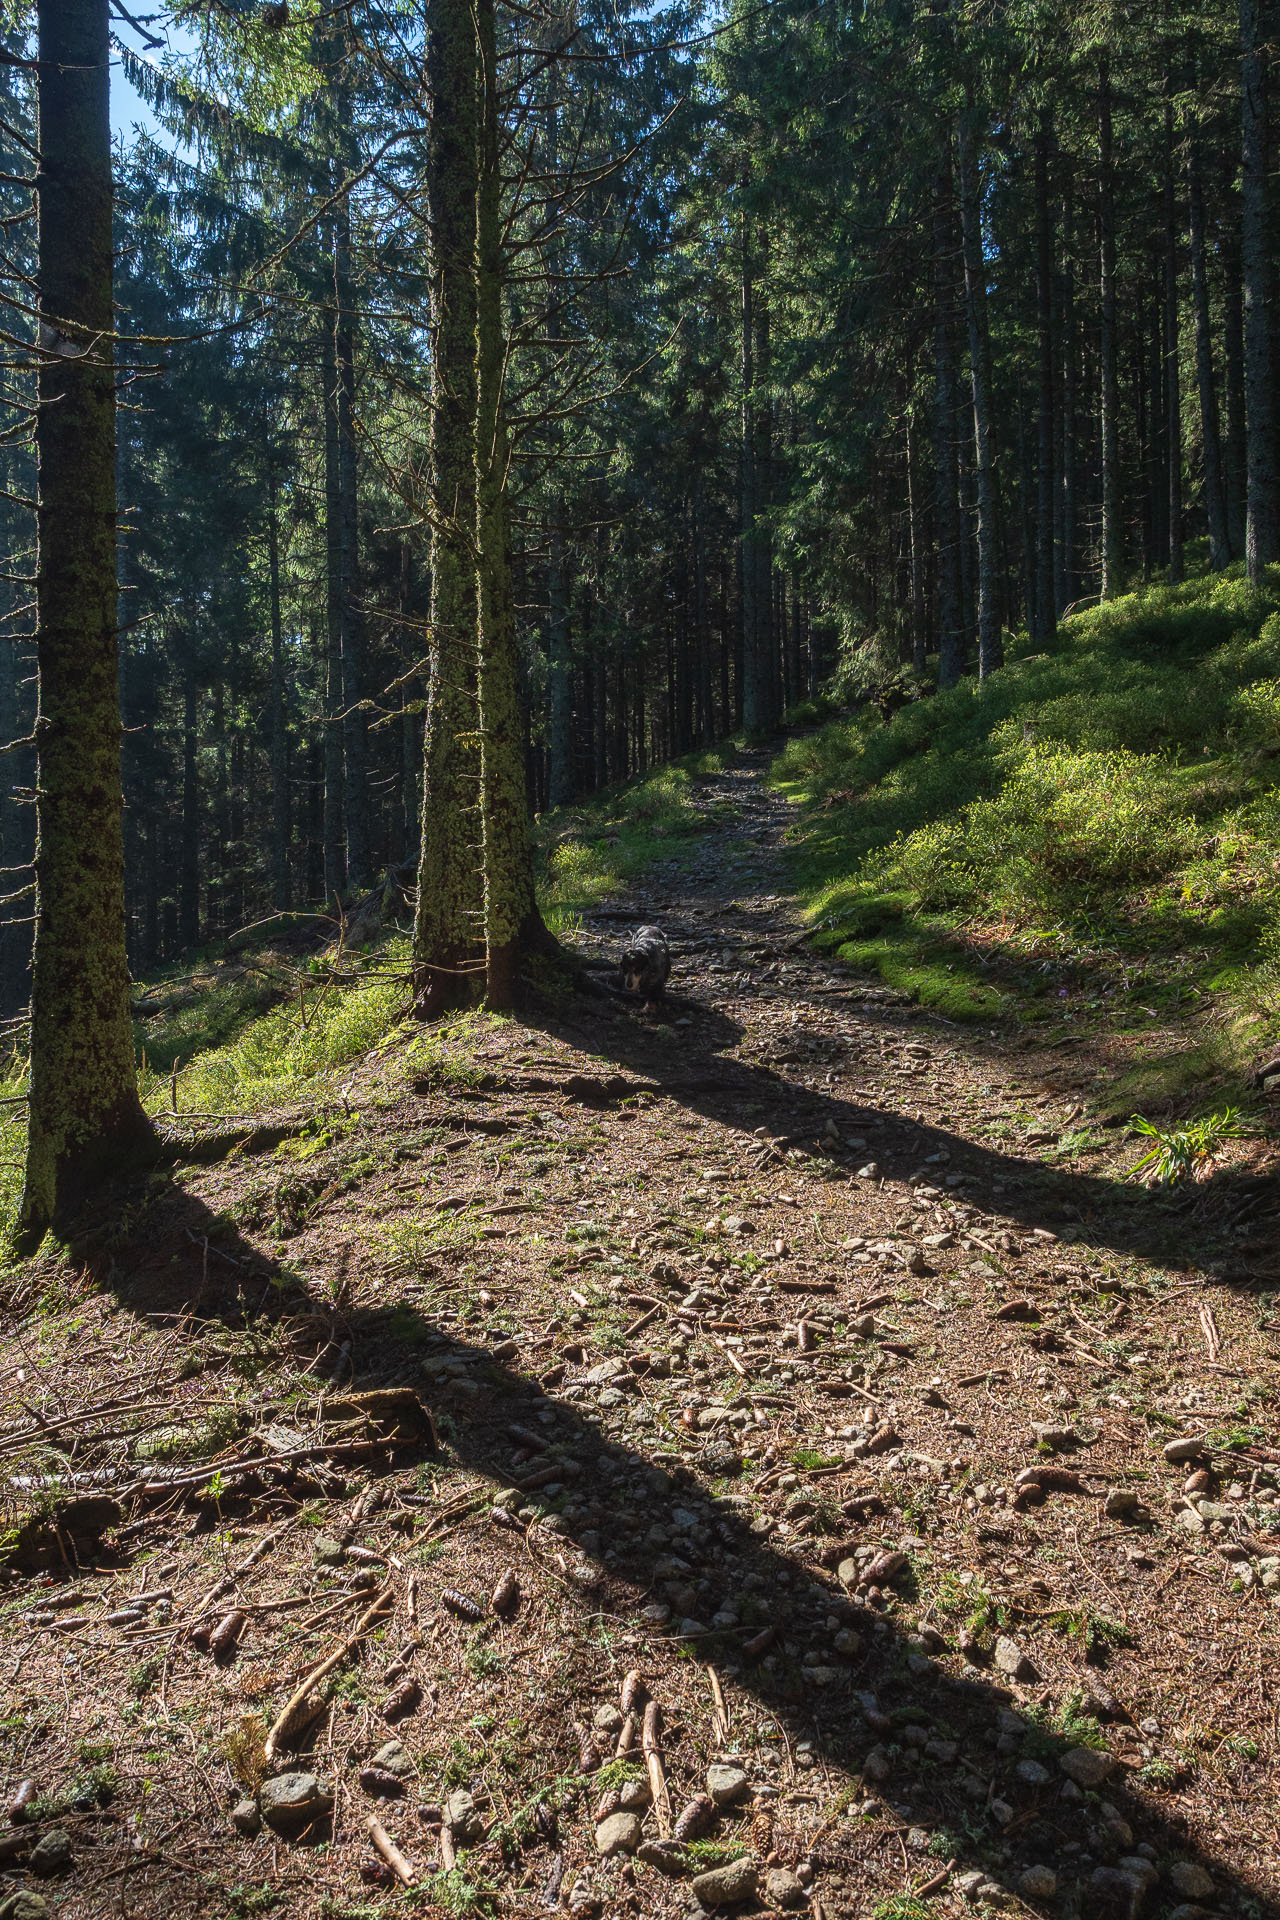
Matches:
[[524, 970, 1278, 1295], [57, 1174, 1280, 1920]]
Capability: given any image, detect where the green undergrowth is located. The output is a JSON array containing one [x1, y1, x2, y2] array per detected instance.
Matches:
[[538, 745, 737, 933], [775, 567, 1280, 1104]]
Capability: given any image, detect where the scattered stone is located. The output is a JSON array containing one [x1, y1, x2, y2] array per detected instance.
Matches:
[[1163, 1436, 1206, 1464], [955, 1869, 986, 1900], [445, 1788, 485, 1842], [0, 1896, 51, 1920], [1060, 1746, 1117, 1788], [1018, 1865, 1057, 1899], [313, 1535, 345, 1566], [371, 1740, 412, 1778], [594, 1811, 641, 1857], [1104, 1488, 1140, 1519], [994, 1636, 1038, 1681], [690, 1855, 758, 1906], [593, 1704, 625, 1737], [1174, 1507, 1206, 1535], [705, 1763, 751, 1807], [27, 1828, 71, 1877], [1167, 1863, 1214, 1899], [231, 1798, 261, 1837], [259, 1773, 333, 1832], [764, 1867, 806, 1908], [836, 1557, 860, 1589], [1015, 1759, 1051, 1788], [637, 1839, 688, 1875], [861, 1744, 891, 1781], [1032, 1423, 1079, 1451]]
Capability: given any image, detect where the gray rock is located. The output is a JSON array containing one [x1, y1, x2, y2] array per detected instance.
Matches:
[[231, 1797, 261, 1837], [1167, 1863, 1214, 1899], [955, 1870, 986, 1900], [594, 1811, 641, 1857], [862, 1744, 891, 1782], [637, 1839, 688, 1875], [259, 1772, 333, 1831], [0, 1896, 51, 1920], [1060, 1746, 1117, 1788], [446, 1788, 485, 1842], [994, 1635, 1038, 1680], [1015, 1759, 1052, 1788], [593, 1704, 625, 1736], [1103, 1488, 1140, 1518], [1117, 1855, 1158, 1890], [1194, 1499, 1234, 1522], [705, 1763, 752, 1808], [1163, 1436, 1205, 1464], [27, 1828, 72, 1877], [836, 1557, 860, 1588], [371, 1740, 412, 1778], [1032, 1424, 1078, 1451], [313, 1534, 345, 1566], [619, 1779, 651, 1811], [1174, 1506, 1206, 1535], [765, 1866, 807, 1908], [1018, 1864, 1057, 1899], [690, 1855, 758, 1906]]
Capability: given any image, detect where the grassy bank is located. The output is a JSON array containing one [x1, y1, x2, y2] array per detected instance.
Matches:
[[775, 568, 1280, 1100]]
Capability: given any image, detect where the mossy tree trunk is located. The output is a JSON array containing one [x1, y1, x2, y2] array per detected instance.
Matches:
[[17, 0, 155, 1251], [413, 0, 483, 1015], [476, 0, 540, 1009]]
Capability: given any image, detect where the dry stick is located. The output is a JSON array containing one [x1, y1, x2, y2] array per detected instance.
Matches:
[[367, 1815, 416, 1885], [624, 1304, 662, 1340], [438, 1823, 457, 1871], [613, 1712, 636, 1760], [263, 1584, 394, 1762], [190, 1519, 295, 1621], [706, 1665, 730, 1745], [641, 1700, 671, 1836]]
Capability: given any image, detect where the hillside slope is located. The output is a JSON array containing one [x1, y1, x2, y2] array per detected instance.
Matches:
[[0, 745, 1278, 1920], [776, 570, 1280, 1114]]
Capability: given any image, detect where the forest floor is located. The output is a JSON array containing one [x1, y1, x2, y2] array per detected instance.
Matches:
[[2, 745, 1280, 1920]]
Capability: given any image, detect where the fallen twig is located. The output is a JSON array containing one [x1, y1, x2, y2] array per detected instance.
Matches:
[[263, 1583, 394, 1762], [368, 1815, 416, 1884]]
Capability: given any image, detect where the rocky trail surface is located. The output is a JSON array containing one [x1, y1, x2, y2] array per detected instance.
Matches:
[[2, 745, 1278, 1920]]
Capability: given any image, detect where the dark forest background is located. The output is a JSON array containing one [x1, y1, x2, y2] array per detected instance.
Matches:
[[0, 0, 1274, 1013]]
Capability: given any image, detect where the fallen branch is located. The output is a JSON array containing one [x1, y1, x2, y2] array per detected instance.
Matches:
[[368, 1815, 416, 1885], [642, 1700, 671, 1836], [263, 1584, 394, 1762]]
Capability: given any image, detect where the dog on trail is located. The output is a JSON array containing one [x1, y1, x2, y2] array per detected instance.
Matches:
[[619, 924, 671, 1012]]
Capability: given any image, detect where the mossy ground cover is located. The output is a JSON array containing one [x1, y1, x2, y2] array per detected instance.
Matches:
[[774, 567, 1280, 1099]]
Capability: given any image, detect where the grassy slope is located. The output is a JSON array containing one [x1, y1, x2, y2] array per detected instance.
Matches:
[[774, 568, 1280, 1107]]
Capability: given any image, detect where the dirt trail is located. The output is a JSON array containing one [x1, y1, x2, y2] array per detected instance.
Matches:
[[3, 745, 1279, 1920]]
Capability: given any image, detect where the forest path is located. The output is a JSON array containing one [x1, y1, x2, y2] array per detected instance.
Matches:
[[9, 749, 1279, 1918]]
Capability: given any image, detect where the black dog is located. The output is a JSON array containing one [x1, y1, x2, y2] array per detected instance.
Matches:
[[619, 925, 670, 1012]]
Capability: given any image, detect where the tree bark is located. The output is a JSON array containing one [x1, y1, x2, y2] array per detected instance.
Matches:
[[19, 0, 154, 1249], [267, 467, 289, 909], [334, 189, 369, 887], [1098, 57, 1120, 599], [414, 0, 481, 1013], [1188, 125, 1231, 571], [1163, 79, 1184, 582], [1240, 0, 1278, 577], [956, 108, 1002, 676], [321, 313, 346, 906], [1033, 123, 1056, 641], [1222, 220, 1247, 558], [932, 156, 964, 686], [476, 0, 541, 1008]]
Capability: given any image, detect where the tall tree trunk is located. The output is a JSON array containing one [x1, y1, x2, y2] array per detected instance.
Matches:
[[739, 208, 766, 732], [1163, 79, 1184, 581], [1034, 123, 1056, 641], [321, 318, 346, 905], [476, 0, 541, 1007], [1058, 171, 1078, 611], [398, 539, 418, 860], [752, 246, 775, 727], [415, 0, 482, 1012], [267, 468, 289, 909], [957, 110, 1002, 676], [1222, 220, 1248, 558], [1240, 0, 1278, 577], [1188, 125, 1231, 571], [546, 533, 573, 806], [334, 193, 369, 886], [932, 158, 964, 686], [1098, 57, 1120, 598], [18, 0, 155, 1247], [906, 413, 926, 674]]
